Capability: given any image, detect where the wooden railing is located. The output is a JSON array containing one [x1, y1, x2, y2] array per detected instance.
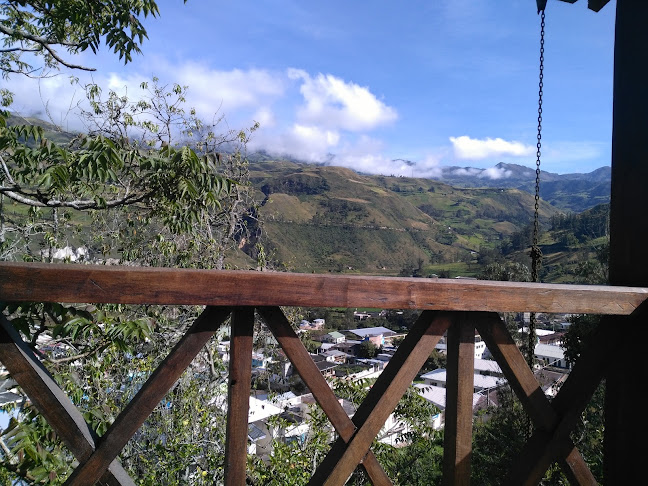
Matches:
[[1, 262, 646, 485]]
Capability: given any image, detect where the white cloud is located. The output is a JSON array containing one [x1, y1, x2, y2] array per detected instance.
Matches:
[[7, 64, 409, 175], [450, 135, 534, 160], [250, 123, 340, 163], [451, 167, 482, 177], [288, 69, 397, 132], [174, 63, 285, 116], [481, 166, 512, 179], [450, 165, 512, 180], [252, 107, 276, 128]]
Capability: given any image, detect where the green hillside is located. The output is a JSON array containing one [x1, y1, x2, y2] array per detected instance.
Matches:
[[249, 162, 559, 275], [2, 115, 606, 280]]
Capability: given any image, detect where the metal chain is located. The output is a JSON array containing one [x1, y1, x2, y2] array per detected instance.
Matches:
[[528, 8, 545, 372]]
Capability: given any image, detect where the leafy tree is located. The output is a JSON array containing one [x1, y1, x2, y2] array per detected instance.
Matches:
[[574, 242, 609, 285], [0, 0, 162, 77], [479, 262, 531, 282], [472, 388, 527, 485], [1, 38, 260, 486], [0, 2, 268, 484], [422, 349, 447, 373], [562, 314, 600, 368], [357, 340, 378, 358]]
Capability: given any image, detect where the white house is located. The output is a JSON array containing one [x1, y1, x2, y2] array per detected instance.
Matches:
[[420, 368, 504, 392], [534, 343, 570, 369], [321, 331, 345, 344], [414, 384, 481, 430]]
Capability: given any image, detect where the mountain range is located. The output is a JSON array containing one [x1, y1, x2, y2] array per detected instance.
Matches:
[[245, 158, 608, 276], [7, 114, 610, 276], [389, 161, 610, 213]]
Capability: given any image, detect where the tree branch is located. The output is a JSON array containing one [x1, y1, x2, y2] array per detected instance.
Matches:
[[0, 24, 96, 72], [0, 187, 149, 209]]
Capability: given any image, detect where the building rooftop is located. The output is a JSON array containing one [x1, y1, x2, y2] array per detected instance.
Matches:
[[420, 369, 503, 390], [414, 384, 482, 410], [474, 358, 503, 375], [347, 327, 395, 338], [534, 343, 565, 360], [248, 396, 283, 422]]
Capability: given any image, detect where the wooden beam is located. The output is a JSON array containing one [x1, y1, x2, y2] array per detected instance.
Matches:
[[0, 315, 134, 486], [607, 0, 648, 482], [309, 311, 452, 486], [503, 318, 610, 485], [64, 306, 231, 486], [556, 0, 611, 11], [588, 0, 610, 12], [475, 314, 556, 429], [442, 315, 475, 485], [224, 308, 255, 486], [474, 314, 594, 484], [257, 307, 392, 486], [0, 262, 645, 315]]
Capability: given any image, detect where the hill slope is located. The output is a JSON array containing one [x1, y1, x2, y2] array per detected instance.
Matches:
[[249, 161, 558, 275], [426, 162, 610, 213]]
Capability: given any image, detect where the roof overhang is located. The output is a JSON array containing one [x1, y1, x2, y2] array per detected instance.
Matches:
[[541, 0, 610, 13]]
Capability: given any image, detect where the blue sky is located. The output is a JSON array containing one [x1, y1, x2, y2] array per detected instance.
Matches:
[[6, 0, 616, 176]]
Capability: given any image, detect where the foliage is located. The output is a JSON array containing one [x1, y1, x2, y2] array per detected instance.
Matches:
[[422, 349, 447, 373], [550, 204, 609, 243], [0, 0, 163, 78], [479, 261, 531, 282], [374, 437, 444, 485], [0, 79, 259, 484], [248, 407, 330, 485], [471, 388, 527, 485], [500, 222, 536, 255], [1, 302, 229, 485], [574, 242, 608, 285], [357, 340, 378, 358], [562, 314, 601, 368]]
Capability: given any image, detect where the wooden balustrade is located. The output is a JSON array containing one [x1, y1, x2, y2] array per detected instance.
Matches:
[[0, 262, 646, 485]]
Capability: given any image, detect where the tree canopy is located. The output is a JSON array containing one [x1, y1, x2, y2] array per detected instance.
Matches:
[[1, 0, 163, 77]]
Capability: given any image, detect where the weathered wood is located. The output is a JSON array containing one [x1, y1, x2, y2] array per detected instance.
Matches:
[[64, 306, 231, 486], [309, 311, 452, 486], [442, 315, 475, 486], [257, 306, 392, 486], [474, 314, 593, 484], [0, 262, 645, 314], [0, 315, 134, 486], [556, 0, 610, 12], [224, 308, 255, 486], [588, 0, 610, 12], [607, 0, 648, 482], [475, 314, 557, 429]]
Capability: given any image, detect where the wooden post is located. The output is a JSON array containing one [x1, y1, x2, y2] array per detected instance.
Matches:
[[607, 0, 648, 482], [442, 314, 474, 485], [224, 308, 255, 486]]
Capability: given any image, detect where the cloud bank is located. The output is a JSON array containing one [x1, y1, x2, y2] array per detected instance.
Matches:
[[450, 135, 534, 160], [9, 63, 597, 177]]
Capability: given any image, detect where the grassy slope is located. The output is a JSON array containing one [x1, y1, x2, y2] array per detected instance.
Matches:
[[250, 162, 560, 275]]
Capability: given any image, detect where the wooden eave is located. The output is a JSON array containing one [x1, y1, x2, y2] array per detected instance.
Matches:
[[555, 0, 610, 12]]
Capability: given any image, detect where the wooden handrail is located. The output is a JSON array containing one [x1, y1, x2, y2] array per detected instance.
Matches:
[[0, 261, 642, 485], [1, 262, 646, 314]]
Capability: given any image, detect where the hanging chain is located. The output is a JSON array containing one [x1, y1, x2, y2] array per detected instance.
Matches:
[[528, 8, 545, 372], [531, 9, 544, 285]]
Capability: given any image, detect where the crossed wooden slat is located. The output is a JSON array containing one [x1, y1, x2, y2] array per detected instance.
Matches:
[[474, 312, 602, 485], [0, 305, 611, 485], [0, 306, 233, 486], [0, 314, 135, 486]]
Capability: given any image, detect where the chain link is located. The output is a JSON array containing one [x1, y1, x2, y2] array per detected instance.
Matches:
[[531, 9, 545, 285], [528, 9, 545, 375]]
